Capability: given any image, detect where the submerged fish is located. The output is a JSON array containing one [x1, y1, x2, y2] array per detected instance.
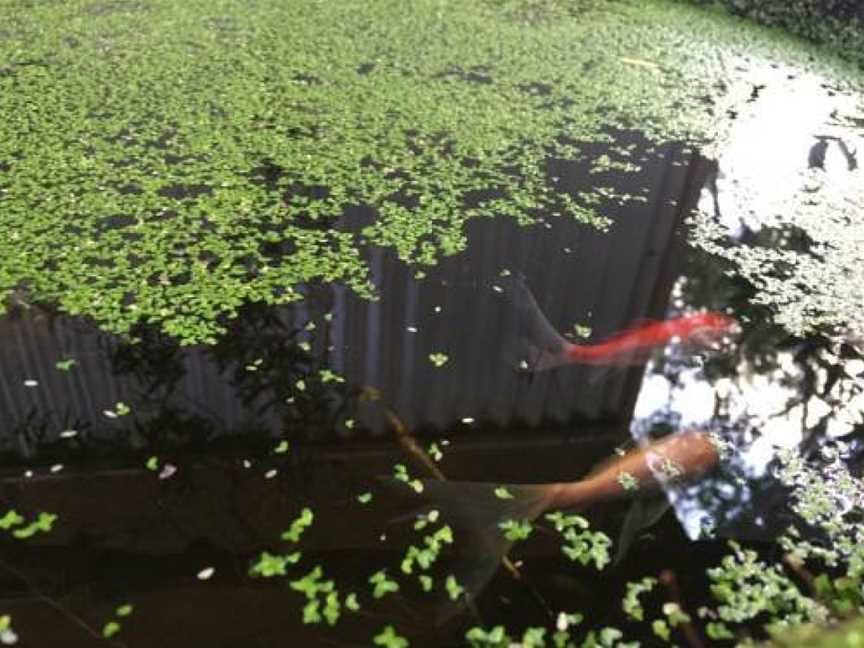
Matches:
[[508, 276, 739, 371], [387, 431, 719, 619]]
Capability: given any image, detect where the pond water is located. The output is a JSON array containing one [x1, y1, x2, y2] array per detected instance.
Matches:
[[2, 117, 862, 646], [2, 2, 864, 647]]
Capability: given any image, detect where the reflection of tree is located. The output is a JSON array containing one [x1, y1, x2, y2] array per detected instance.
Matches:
[[103, 300, 361, 452], [0, 291, 363, 467], [630, 202, 864, 547], [207, 295, 358, 442]]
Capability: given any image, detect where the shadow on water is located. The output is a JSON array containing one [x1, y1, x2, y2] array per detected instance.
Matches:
[[1, 129, 862, 646]]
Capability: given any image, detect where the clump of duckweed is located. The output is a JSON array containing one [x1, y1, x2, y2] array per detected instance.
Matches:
[[1, 0, 860, 342], [622, 577, 657, 621], [707, 541, 828, 627], [290, 567, 352, 626], [393, 463, 424, 493], [0, 510, 57, 540], [688, 58, 864, 342], [545, 511, 612, 569], [369, 569, 400, 599], [102, 604, 134, 640], [373, 625, 409, 648], [499, 518, 533, 541]]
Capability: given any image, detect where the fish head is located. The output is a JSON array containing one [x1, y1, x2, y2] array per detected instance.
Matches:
[[684, 312, 741, 349]]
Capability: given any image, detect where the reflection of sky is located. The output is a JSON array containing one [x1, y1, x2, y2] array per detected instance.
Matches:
[[632, 342, 863, 539], [633, 354, 779, 539], [698, 57, 861, 237], [650, 58, 864, 539]]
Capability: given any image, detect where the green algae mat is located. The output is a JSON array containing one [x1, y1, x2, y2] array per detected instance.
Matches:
[[1, 0, 861, 344]]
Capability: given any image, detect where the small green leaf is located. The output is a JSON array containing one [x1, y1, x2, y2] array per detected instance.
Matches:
[[55, 358, 77, 371], [250, 551, 295, 578], [319, 369, 344, 384], [373, 625, 408, 648], [652, 619, 670, 641], [662, 602, 691, 627], [617, 472, 639, 491], [522, 627, 546, 648], [34, 512, 57, 531], [494, 486, 514, 499], [302, 599, 321, 624], [369, 570, 400, 599], [499, 518, 533, 541], [103, 621, 121, 639], [282, 508, 314, 543], [428, 352, 449, 367], [706, 622, 733, 640], [445, 574, 464, 601], [323, 591, 340, 626], [115, 604, 133, 617], [0, 510, 24, 530]]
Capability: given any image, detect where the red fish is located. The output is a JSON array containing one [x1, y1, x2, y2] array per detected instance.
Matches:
[[508, 277, 739, 371]]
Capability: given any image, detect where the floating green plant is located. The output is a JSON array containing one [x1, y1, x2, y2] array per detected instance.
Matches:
[[373, 625, 408, 648], [369, 569, 400, 599], [622, 577, 657, 621], [1, 0, 857, 344], [281, 507, 314, 543]]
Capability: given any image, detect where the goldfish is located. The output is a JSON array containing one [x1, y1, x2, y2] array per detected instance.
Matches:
[[385, 431, 719, 620], [507, 276, 739, 371]]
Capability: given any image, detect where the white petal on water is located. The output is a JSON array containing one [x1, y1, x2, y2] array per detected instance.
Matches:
[[197, 567, 215, 581]]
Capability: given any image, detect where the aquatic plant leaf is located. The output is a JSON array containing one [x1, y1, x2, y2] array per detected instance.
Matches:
[[102, 622, 121, 639], [281, 508, 314, 543], [0, 511, 24, 530], [373, 625, 408, 648]]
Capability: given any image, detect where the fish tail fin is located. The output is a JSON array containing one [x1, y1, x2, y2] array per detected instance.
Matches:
[[381, 479, 556, 624], [501, 275, 574, 372]]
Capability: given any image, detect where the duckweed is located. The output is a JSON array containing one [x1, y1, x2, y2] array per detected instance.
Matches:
[[2, 0, 859, 343], [622, 577, 657, 621], [373, 625, 409, 648], [369, 569, 400, 599], [499, 518, 533, 541], [281, 507, 314, 543]]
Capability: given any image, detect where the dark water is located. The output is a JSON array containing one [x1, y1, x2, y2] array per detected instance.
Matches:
[[1, 130, 861, 647]]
